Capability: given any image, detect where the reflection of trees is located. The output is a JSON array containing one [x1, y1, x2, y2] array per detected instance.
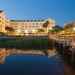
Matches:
[[43, 21, 49, 32]]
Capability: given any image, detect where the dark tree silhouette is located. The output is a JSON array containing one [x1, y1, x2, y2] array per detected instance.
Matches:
[[43, 21, 49, 28], [5, 26, 14, 35], [5, 26, 14, 32]]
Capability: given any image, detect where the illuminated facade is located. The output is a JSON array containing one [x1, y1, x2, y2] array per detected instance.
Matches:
[[10, 20, 44, 35], [0, 10, 9, 32], [9, 19, 55, 35], [0, 10, 56, 35]]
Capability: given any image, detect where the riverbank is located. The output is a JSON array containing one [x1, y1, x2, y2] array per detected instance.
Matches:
[[0, 48, 47, 64], [8, 49, 46, 56], [0, 48, 57, 57], [0, 48, 60, 64]]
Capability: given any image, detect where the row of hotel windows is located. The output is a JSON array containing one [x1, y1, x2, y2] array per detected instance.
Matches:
[[11, 19, 45, 22], [10, 22, 44, 26], [13, 25, 41, 27]]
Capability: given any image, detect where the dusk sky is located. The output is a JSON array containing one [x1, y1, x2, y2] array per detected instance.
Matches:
[[0, 0, 75, 26]]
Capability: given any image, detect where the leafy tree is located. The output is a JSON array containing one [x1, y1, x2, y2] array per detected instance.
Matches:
[[43, 21, 49, 28], [53, 25, 63, 31], [5, 26, 14, 32], [37, 29, 45, 32], [49, 25, 63, 33], [5, 26, 14, 35]]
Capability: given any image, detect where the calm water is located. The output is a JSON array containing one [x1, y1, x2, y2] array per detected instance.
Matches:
[[0, 55, 64, 75]]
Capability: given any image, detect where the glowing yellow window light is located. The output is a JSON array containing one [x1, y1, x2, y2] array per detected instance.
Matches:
[[16, 29, 21, 33]]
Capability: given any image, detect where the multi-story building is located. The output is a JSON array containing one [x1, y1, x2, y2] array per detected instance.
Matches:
[[0, 10, 9, 33], [0, 10, 56, 35], [10, 20, 44, 35], [9, 19, 55, 35]]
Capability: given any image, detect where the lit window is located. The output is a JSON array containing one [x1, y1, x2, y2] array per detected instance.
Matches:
[[24, 30, 28, 33], [16, 29, 21, 33], [73, 27, 75, 31]]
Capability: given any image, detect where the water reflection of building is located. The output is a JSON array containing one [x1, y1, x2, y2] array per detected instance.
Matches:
[[0, 10, 56, 35]]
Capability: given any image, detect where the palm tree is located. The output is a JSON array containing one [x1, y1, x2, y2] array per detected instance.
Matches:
[[43, 21, 49, 28], [43, 21, 49, 32]]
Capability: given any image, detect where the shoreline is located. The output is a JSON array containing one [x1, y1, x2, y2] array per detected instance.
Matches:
[[0, 48, 58, 63], [0, 48, 57, 57], [48, 49, 57, 58]]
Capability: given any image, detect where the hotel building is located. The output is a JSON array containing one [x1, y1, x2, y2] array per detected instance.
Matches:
[[0, 10, 56, 35], [0, 10, 9, 33]]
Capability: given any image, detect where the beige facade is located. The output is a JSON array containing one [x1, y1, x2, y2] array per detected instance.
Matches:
[[0, 10, 9, 33], [0, 10, 56, 35], [9, 19, 55, 35]]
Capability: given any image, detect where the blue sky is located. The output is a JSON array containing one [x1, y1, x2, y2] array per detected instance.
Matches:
[[0, 0, 75, 26]]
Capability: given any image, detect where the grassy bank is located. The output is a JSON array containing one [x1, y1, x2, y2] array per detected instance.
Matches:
[[0, 36, 48, 51]]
